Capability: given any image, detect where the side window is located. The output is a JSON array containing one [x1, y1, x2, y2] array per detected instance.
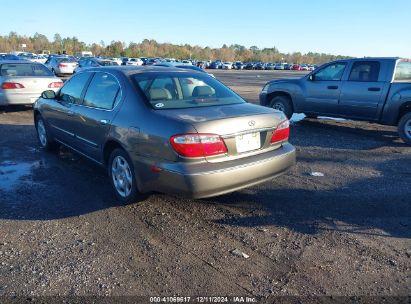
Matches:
[[394, 60, 411, 82], [313, 63, 347, 81], [83, 73, 121, 110], [59, 72, 91, 104], [349, 61, 380, 82]]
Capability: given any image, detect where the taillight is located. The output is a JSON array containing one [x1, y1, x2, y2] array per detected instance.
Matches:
[[271, 120, 290, 143], [48, 82, 63, 88], [1, 82, 25, 89], [58, 64, 67, 68], [170, 133, 227, 157]]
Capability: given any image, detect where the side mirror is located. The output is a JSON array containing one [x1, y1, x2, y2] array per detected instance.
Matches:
[[41, 90, 57, 99]]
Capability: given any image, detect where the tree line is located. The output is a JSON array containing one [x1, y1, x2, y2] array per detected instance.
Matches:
[[0, 32, 350, 64]]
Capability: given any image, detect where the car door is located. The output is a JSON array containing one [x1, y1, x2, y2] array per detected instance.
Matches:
[[72, 72, 122, 163], [339, 60, 387, 120], [302, 61, 347, 115], [41, 72, 92, 145]]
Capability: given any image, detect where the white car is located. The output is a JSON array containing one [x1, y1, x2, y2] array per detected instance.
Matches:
[[109, 57, 122, 66], [28, 54, 48, 64], [44, 56, 78, 76], [126, 58, 143, 66], [222, 62, 233, 70]]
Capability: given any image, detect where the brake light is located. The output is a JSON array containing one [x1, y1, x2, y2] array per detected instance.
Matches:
[[1, 82, 24, 89], [58, 64, 67, 68], [48, 82, 63, 88], [170, 133, 227, 157], [271, 120, 290, 143]]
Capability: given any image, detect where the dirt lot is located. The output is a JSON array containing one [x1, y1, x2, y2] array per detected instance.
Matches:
[[0, 70, 410, 302]]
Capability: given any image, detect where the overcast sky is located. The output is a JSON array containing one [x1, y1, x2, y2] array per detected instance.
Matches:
[[2, 0, 410, 57]]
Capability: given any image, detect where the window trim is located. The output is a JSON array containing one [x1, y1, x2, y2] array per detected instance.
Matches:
[[311, 61, 347, 82], [75, 71, 123, 112], [348, 60, 381, 83], [58, 71, 94, 105]]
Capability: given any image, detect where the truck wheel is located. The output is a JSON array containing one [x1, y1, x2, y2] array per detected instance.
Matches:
[[270, 95, 293, 119], [398, 112, 411, 145]]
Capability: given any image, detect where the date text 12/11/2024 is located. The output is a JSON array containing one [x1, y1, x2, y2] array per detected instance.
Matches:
[[149, 296, 258, 303]]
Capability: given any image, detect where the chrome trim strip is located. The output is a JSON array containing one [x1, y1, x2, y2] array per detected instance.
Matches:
[[221, 127, 275, 138], [50, 124, 74, 137], [76, 135, 98, 147]]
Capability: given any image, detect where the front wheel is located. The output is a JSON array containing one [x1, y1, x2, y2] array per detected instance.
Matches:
[[398, 112, 411, 145], [270, 95, 294, 119], [108, 148, 144, 204], [35, 115, 58, 151]]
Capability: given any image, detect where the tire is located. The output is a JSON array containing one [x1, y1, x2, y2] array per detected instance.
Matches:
[[35, 115, 58, 151], [398, 111, 411, 145], [108, 148, 143, 204], [270, 95, 294, 119]]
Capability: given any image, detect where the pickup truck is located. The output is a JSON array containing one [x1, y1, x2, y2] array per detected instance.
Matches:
[[259, 57, 411, 144]]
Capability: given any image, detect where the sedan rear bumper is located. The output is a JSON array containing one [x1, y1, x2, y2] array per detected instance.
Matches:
[[0, 92, 40, 105], [136, 143, 296, 198]]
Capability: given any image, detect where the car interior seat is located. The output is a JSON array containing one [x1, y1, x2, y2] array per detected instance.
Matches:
[[149, 88, 172, 101], [192, 86, 214, 98]]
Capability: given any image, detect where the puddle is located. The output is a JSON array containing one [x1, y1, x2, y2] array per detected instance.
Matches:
[[290, 113, 306, 123], [290, 113, 347, 124], [0, 160, 42, 191]]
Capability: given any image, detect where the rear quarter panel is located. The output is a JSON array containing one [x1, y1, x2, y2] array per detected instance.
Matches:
[[381, 83, 411, 125]]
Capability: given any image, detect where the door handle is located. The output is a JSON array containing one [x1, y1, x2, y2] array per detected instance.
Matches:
[[100, 119, 109, 125], [368, 87, 381, 92], [327, 85, 339, 90], [67, 111, 74, 116]]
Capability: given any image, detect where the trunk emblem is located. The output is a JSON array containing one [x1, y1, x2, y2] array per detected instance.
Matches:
[[248, 120, 256, 127]]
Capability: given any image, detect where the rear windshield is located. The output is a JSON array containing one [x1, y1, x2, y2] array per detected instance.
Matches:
[[0, 63, 53, 77], [57, 57, 75, 63], [394, 60, 411, 82], [99, 61, 118, 66], [133, 72, 245, 110]]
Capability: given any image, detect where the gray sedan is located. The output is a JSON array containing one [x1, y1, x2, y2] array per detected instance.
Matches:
[[33, 66, 296, 203], [0, 60, 63, 106]]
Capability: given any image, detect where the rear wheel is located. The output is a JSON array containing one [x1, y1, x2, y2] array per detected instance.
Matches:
[[108, 148, 144, 204], [35, 115, 58, 151], [398, 112, 411, 145], [270, 95, 293, 119]]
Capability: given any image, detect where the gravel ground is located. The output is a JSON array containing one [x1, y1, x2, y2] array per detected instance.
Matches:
[[0, 70, 410, 302]]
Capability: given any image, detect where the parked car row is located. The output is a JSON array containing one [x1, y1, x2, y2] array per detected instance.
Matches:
[[2, 55, 410, 205], [207, 61, 318, 71]]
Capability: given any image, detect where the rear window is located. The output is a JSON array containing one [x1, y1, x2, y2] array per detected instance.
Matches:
[[394, 60, 411, 82], [57, 58, 75, 63], [133, 72, 244, 110], [99, 61, 118, 66], [0, 63, 53, 77]]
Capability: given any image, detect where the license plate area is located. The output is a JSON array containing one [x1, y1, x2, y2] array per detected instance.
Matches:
[[235, 132, 261, 153]]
